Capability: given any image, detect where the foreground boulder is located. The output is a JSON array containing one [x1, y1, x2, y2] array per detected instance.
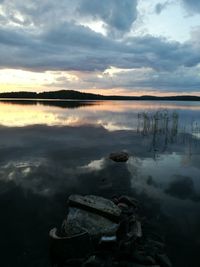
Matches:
[[68, 195, 121, 222], [62, 208, 119, 237], [49, 228, 91, 260], [49, 194, 172, 267]]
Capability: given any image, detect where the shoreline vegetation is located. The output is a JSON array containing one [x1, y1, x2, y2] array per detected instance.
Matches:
[[0, 90, 199, 101]]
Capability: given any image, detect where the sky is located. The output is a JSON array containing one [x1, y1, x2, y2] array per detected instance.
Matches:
[[0, 0, 200, 96]]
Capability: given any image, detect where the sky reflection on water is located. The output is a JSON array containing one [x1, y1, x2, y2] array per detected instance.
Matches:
[[0, 100, 199, 267]]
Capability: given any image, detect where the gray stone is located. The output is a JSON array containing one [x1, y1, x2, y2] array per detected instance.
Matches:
[[63, 207, 119, 238], [82, 255, 103, 267], [130, 262, 160, 267], [147, 239, 165, 250], [118, 202, 129, 210], [49, 228, 91, 260], [131, 220, 142, 238], [156, 254, 172, 267], [117, 263, 160, 267], [132, 250, 156, 265], [119, 195, 139, 208], [109, 152, 129, 162], [131, 265, 160, 267], [68, 195, 121, 222]]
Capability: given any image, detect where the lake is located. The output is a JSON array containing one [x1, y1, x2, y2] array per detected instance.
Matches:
[[0, 100, 199, 267]]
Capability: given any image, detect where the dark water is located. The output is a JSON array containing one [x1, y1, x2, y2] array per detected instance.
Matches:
[[0, 100, 199, 267]]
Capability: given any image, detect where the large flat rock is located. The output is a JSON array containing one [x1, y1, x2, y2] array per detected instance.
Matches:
[[68, 195, 121, 222], [63, 208, 119, 237]]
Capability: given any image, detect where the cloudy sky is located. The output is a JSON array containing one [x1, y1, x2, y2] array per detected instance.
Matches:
[[0, 0, 200, 95]]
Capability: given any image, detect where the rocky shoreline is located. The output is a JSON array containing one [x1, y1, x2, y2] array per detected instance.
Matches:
[[49, 194, 172, 267]]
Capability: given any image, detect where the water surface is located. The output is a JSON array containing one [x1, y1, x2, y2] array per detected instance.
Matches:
[[0, 100, 199, 267]]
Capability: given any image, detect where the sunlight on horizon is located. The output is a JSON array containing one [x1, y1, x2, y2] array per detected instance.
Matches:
[[0, 68, 199, 96]]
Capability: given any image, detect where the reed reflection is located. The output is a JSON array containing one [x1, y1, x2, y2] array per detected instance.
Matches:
[[136, 110, 200, 158]]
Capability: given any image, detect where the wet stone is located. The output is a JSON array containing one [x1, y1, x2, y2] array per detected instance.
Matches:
[[63, 258, 83, 267], [63, 207, 119, 238], [118, 202, 129, 210], [131, 220, 142, 238], [49, 194, 171, 267], [109, 152, 129, 162], [49, 228, 92, 262], [82, 255, 103, 267], [147, 239, 165, 250], [115, 263, 160, 267], [132, 250, 156, 265], [68, 195, 121, 222], [155, 254, 172, 267], [118, 196, 139, 209]]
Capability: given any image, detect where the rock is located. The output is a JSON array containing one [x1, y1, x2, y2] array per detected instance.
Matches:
[[118, 202, 129, 210], [155, 254, 172, 267], [131, 264, 160, 267], [132, 250, 156, 265], [50, 195, 171, 267], [131, 265, 160, 267], [131, 220, 142, 239], [112, 197, 119, 205], [68, 195, 121, 223], [147, 239, 165, 250], [100, 235, 117, 243], [109, 152, 129, 162], [49, 228, 92, 262], [98, 235, 118, 251], [63, 207, 119, 238], [116, 262, 160, 267], [63, 258, 83, 267], [82, 255, 103, 267], [118, 196, 139, 209], [117, 217, 130, 241]]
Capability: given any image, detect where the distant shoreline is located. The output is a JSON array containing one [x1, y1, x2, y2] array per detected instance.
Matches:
[[0, 98, 200, 102], [0, 90, 199, 101]]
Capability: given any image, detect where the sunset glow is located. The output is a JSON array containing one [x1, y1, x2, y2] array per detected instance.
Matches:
[[0, 100, 199, 127], [1, 2, 200, 267], [0, 1, 199, 95]]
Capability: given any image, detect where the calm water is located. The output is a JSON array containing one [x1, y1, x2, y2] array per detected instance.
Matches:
[[0, 100, 200, 267]]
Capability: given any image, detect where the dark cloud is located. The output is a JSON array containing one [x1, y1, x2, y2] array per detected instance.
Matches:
[[78, 0, 138, 36], [181, 0, 200, 14], [0, 0, 78, 27], [0, 0, 138, 35], [0, 22, 200, 75], [104, 66, 200, 92], [0, 0, 200, 92], [156, 0, 200, 15]]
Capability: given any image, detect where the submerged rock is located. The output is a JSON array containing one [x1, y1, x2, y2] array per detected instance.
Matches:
[[109, 152, 129, 162]]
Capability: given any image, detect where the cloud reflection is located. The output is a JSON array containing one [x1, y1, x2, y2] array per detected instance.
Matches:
[[0, 101, 199, 266]]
